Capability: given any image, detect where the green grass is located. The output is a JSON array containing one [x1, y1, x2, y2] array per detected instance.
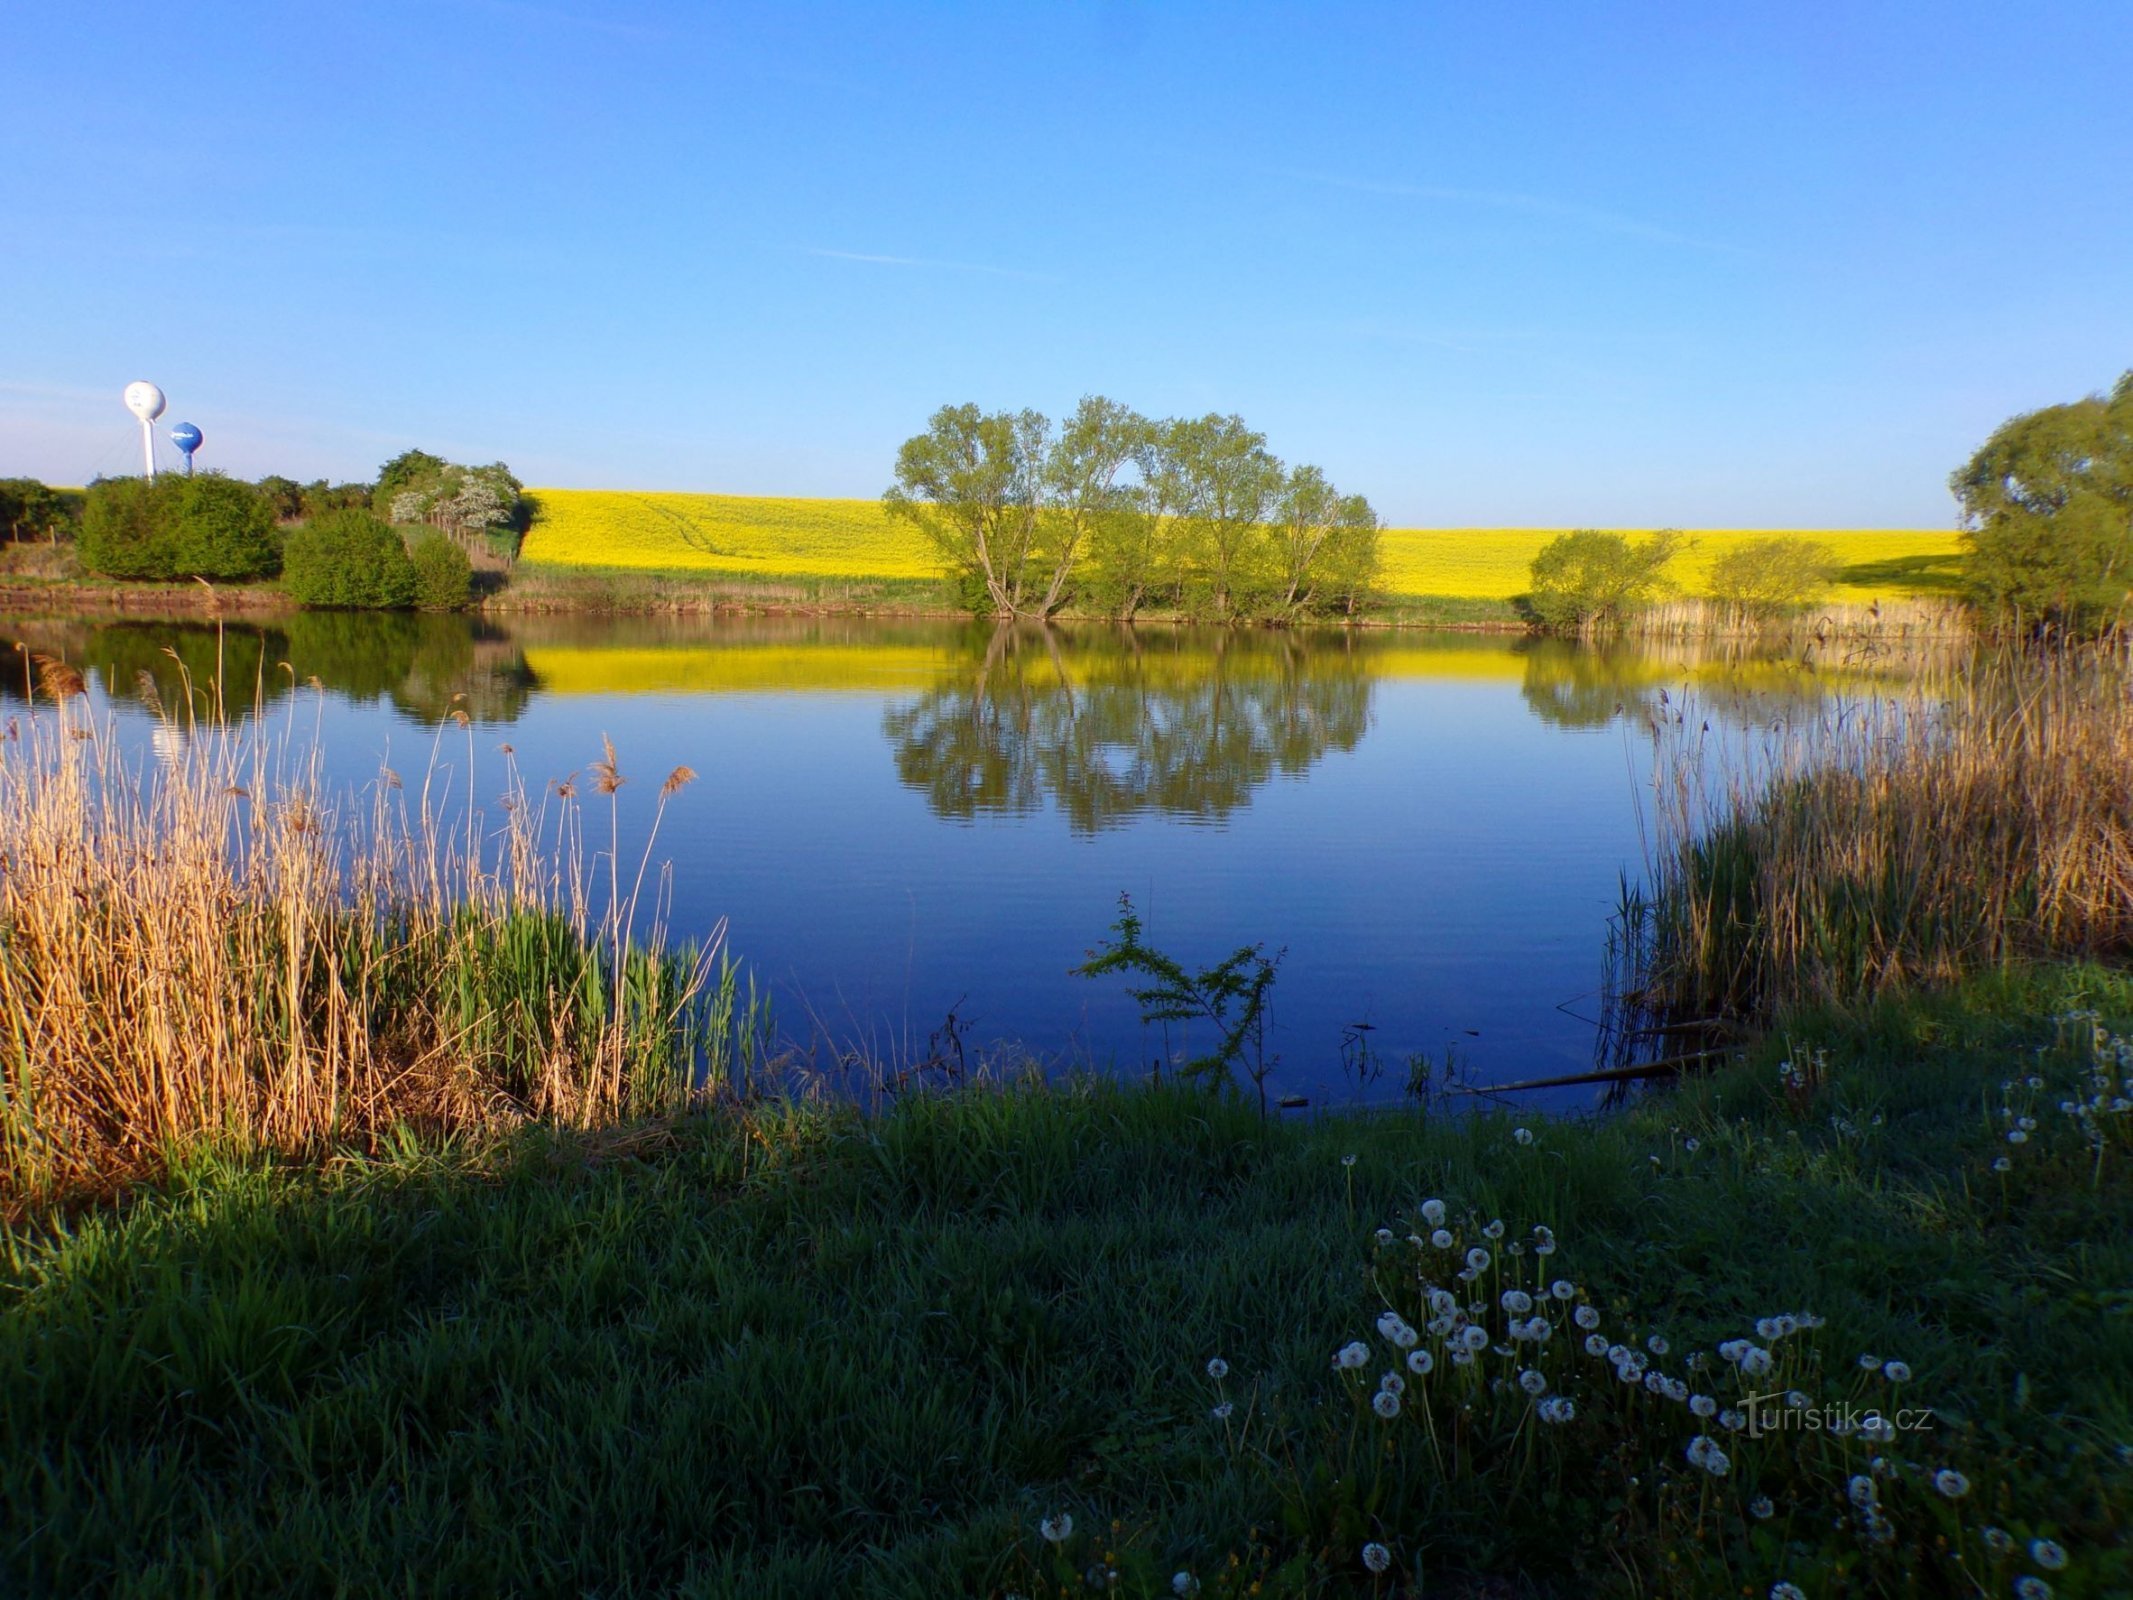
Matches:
[[4, 964, 2128, 1597]]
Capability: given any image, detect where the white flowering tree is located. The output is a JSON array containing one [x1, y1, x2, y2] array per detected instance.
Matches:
[[382, 457, 524, 558]]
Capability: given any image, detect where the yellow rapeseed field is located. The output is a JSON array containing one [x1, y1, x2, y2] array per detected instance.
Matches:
[[1375, 527, 1964, 600], [523, 489, 1965, 600], [521, 491, 935, 579]]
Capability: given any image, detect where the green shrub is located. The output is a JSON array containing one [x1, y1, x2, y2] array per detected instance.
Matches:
[[1525, 529, 1680, 631], [168, 474, 280, 580], [408, 534, 473, 610], [79, 477, 181, 578], [79, 475, 280, 582], [282, 510, 417, 609], [1703, 535, 1835, 618]]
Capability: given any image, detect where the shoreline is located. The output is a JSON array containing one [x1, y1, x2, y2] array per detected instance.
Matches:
[[0, 573, 1968, 641]]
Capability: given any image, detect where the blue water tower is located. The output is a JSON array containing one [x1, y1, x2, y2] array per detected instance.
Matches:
[[170, 422, 203, 476]]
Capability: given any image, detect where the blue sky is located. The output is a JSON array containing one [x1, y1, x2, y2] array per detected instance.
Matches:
[[4, 1, 2128, 525]]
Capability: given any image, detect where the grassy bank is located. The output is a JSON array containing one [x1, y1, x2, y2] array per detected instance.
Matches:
[[2, 964, 2128, 1597]]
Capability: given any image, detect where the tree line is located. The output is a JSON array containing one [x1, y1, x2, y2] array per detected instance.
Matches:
[[885, 399, 1381, 622], [0, 451, 529, 613], [1519, 529, 1846, 632], [1524, 368, 2133, 636]]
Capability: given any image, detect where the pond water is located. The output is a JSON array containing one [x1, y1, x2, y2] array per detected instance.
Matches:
[[3, 612, 1904, 1109]]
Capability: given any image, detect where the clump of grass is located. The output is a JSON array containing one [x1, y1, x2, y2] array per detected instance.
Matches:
[[0, 672, 751, 1206], [1623, 647, 2133, 1031]]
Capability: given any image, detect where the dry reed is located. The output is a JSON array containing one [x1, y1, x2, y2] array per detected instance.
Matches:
[[0, 671, 732, 1206], [1623, 645, 2133, 1031]]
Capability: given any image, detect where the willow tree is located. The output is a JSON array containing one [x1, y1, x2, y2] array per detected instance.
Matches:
[[1168, 414, 1283, 619], [886, 399, 1141, 620], [1268, 464, 1380, 618], [889, 397, 1387, 622]]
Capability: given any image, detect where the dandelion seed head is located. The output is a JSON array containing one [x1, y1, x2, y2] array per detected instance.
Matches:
[[1372, 1388, 1402, 1419], [1574, 1305, 1601, 1330], [1513, 1127, 1534, 1144], [1039, 1513, 1074, 1544], [1931, 1468, 1970, 1498], [1361, 1542, 1392, 1574], [2030, 1540, 2067, 1572], [1407, 1348, 1434, 1376], [1420, 1198, 1446, 1226], [1334, 1341, 1369, 1370]]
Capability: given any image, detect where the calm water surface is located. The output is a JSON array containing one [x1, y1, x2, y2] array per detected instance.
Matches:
[[8, 613, 1882, 1108]]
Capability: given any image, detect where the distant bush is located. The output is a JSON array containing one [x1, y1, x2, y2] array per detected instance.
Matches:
[[169, 475, 281, 580], [0, 478, 78, 543], [1525, 530, 1680, 631], [79, 477, 179, 578], [255, 475, 307, 522], [282, 510, 417, 609], [80, 475, 280, 582], [408, 533, 474, 610], [1703, 536, 1836, 618]]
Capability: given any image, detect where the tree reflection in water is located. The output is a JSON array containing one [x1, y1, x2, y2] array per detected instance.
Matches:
[[0, 616, 536, 726], [882, 624, 1373, 831]]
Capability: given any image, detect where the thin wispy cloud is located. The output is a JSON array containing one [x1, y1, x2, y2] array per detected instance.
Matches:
[[803, 247, 1062, 283], [1278, 169, 1748, 255]]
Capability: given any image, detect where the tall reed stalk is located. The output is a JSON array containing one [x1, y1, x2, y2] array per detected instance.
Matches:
[[1619, 645, 2133, 1033], [0, 661, 754, 1206]]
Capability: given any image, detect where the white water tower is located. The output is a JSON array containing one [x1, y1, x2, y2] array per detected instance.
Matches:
[[123, 381, 166, 480]]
